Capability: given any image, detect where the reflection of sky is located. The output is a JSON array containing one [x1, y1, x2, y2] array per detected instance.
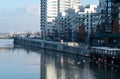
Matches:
[[0, 47, 40, 79], [0, 39, 13, 47]]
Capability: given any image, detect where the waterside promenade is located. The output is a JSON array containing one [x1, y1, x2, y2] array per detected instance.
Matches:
[[14, 37, 89, 56]]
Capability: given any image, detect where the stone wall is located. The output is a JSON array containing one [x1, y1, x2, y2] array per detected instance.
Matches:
[[14, 37, 89, 56]]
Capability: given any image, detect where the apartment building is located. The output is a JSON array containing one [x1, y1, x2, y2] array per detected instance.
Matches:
[[78, 5, 98, 34], [53, 4, 98, 42], [40, 0, 81, 38]]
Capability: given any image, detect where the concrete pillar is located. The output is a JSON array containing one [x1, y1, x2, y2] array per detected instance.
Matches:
[[111, 67, 114, 70], [41, 41, 44, 48], [104, 59, 106, 64], [57, 44, 63, 51], [111, 60, 114, 64], [98, 58, 100, 62]]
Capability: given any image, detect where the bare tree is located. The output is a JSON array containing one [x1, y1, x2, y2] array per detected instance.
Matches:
[[78, 23, 86, 41]]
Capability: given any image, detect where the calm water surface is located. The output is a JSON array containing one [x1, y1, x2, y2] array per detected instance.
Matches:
[[0, 39, 120, 79], [0, 39, 40, 79]]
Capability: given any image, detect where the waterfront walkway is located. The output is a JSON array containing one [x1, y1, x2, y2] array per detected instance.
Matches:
[[14, 37, 89, 56]]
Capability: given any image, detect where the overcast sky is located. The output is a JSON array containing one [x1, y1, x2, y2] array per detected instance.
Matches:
[[0, 0, 98, 33]]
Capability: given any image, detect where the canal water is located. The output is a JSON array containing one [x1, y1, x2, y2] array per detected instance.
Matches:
[[0, 39, 120, 79]]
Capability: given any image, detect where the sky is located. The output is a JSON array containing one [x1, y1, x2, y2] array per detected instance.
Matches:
[[0, 0, 99, 33], [81, 0, 99, 5], [0, 0, 40, 33]]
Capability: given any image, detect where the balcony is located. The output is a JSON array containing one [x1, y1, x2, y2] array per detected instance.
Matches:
[[94, 34, 120, 38]]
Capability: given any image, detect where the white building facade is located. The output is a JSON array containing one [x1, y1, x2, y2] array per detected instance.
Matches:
[[53, 4, 98, 42], [78, 5, 99, 34], [53, 8, 83, 41], [40, 0, 81, 37], [79, 5, 98, 34]]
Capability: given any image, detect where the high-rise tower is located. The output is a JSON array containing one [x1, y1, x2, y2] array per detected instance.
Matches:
[[40, 0, 81, 38]]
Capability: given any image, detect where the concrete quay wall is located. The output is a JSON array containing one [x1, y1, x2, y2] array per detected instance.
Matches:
[[14, 37, 89, 56]]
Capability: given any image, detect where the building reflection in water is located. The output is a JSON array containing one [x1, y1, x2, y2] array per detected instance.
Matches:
[[14, 45, 120, 79], [40, 49, 95, 79]]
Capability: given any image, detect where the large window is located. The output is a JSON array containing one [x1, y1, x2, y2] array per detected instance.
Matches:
[[108, 1, 111, 7], [108, 8, 111, 13]]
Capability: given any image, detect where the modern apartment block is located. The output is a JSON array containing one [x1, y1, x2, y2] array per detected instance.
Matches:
[[92, 0, 120, 47], [40, 0, 81, 38], [53, 9, 79, 41], [97, 0, 120, 33], [53, 4, 98, 42], [83, 5, 98, 34]]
